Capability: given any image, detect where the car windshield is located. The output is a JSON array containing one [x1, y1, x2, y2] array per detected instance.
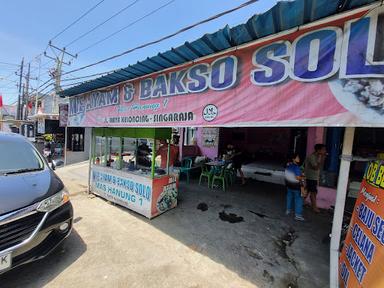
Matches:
[[0, 140, 44, 174]]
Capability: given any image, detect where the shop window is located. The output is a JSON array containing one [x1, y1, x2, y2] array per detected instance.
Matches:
[[67, 127, 85, 152], [94, 136, 106, 166], [137, 139, 154, 169], [71, 133, 84, 151], [122, 138, 137, 170], [350, 128, 384, 183], [106, 137, 121, 169], [154, 139, 167, 168], [183, 127, 196, 145], [155, 139, 179, 169]]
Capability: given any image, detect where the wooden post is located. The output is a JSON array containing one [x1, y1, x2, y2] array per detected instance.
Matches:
[[166, 142, 171, 175], [151, 140, 156, 178]]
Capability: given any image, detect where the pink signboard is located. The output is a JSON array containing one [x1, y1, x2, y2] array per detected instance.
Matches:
[[68, 5, 384, 128]]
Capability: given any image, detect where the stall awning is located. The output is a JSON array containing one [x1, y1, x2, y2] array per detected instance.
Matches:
[[62, 1, 384, 128], [60, 0, 378, 98]]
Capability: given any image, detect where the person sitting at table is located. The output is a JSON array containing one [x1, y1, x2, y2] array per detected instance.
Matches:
[[225, 144, 246, 185]]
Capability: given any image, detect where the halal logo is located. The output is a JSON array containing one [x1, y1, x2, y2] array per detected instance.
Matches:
[[202, 104, 218, 122]]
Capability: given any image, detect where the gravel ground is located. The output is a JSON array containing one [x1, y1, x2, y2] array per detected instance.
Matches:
[[0, 162, 331, 288]]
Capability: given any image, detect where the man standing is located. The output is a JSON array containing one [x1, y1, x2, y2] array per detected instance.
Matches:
[[157, 140, 179, 169], [304, 144, 327, 213]]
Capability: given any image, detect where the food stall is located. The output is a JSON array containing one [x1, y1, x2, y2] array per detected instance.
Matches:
[[59, 1, 384, 285], [90, 127, 178, 219]]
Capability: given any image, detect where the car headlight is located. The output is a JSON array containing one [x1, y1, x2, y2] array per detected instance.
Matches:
[[37, 189, 70, 212]]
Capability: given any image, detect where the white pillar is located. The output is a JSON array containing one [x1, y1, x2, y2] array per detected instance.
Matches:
[[329, 127, 355, 288], [64, 126, 68, 166], [88, 129, 93, 194]]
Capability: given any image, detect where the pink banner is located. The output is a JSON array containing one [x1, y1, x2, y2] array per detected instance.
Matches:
[[68, 5, 384, 128]]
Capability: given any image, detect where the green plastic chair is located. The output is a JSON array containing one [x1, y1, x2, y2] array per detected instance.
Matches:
[[224, 168, 233, 186], [224, 163, 236, 186], [199, 164, 213, 187], [180, 157, 193, 184], [211, 166, 226, 192]]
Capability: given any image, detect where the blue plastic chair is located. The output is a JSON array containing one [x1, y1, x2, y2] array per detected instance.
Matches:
[[180, 157, 193, 184], [211, 165, 226, 192]]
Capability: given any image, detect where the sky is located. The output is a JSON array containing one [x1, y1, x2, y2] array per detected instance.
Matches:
[[0, 0, 278, 105]]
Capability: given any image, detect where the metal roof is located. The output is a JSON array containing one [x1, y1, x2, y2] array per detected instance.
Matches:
[[60, 0, 378, 97]]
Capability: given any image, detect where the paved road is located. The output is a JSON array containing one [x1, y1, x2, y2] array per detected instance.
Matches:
[[0, 163, 255, 288]]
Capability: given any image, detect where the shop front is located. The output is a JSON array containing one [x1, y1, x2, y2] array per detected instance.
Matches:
[[90, 127, 178, 219], [60, 2, 384, 286]]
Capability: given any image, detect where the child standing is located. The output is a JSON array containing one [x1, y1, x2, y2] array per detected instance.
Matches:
[[285, 153, 305, 221]]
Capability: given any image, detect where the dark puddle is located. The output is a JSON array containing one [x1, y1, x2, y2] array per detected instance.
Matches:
[[248, 210, 278, 220], [243, 245, 263, 260], [263, 270, 275, 283], [197, 202, 208, 211], [275, 228, 297, 260], [73, 217, 83, 224], [287, 282, 298, 288], [248, 210, 267, 218], [219, 211, 244, 223]]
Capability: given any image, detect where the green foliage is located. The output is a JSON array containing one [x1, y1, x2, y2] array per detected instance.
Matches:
[[43, 134, 54, 142]]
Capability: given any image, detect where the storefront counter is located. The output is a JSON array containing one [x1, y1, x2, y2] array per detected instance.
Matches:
[[90, 127, 179, 219], [91, 165, 178, 219]]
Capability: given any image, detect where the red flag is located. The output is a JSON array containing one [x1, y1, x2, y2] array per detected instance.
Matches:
[[0, 95, 3, 108]]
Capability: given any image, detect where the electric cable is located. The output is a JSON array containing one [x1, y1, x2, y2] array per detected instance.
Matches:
[[0, 61, 21, 67], [50, 0, 106, 41], [62, 0, 260, 76], [61, 71, 113, 81], [64, 0, 140, 48], [77, 0, 176, 54]]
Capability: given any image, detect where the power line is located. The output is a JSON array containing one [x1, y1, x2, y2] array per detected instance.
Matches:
[[36, 69, 108, 93], [61, 80, 89, 88], [0, 61, 21, 67], [0, 77, 19, 86], [50, 0, 106, 41], [37, 78, 54, 91], [34, 0, 142, 93], [78, 0, 176, 54], [61, 70, 113, 82], [63, 0, 260, 76], [65, 0, 140, 48]]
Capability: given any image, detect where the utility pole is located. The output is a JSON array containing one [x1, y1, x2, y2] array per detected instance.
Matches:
[[16, 58, 24, 120], [44, 41, 77, 98], [24, 63, 31, 120], [35, 55, 42, 115], [21, 84, 25, 120], [44, 41, 77, 166]]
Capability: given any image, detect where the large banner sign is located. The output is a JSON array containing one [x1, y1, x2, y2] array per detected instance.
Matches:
[[91, 165, 153, 218], [68, 4, 384, 128], [339, 161, 384, 287]]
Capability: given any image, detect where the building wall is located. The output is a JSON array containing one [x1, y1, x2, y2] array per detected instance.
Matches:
[[66, 128, 91, 165], [178, 127, 220, 161], [306, 127, 336, 209], [306, 127, 325, 155], [195, 128, 219, 160]]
